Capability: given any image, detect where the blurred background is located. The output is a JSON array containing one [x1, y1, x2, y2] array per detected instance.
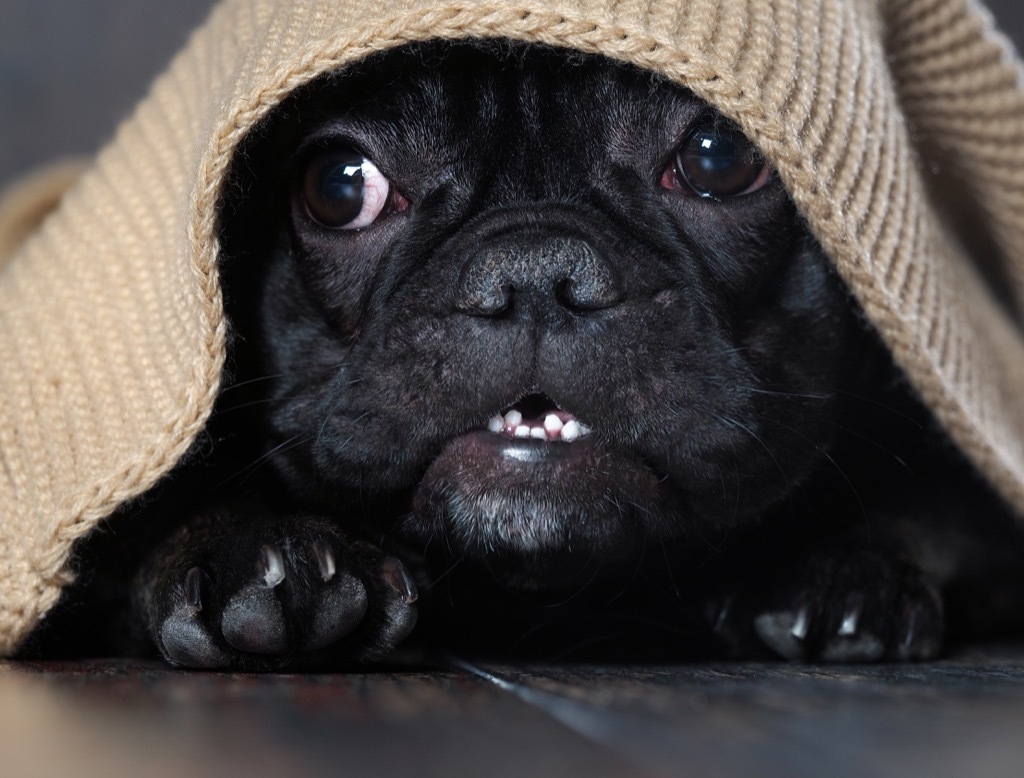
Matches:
[[1, 0, 1024, 188]]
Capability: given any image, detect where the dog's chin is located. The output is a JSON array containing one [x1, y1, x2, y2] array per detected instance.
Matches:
[[405, 430, 677, 573]]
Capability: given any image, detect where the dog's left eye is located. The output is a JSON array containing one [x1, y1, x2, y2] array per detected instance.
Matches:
[[662, 122, 771, 200], [301, 149, 404, 230]]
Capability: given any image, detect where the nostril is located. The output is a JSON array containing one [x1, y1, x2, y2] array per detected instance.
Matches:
[[555, 276, 623, 311], [554, 278, 574, 308]]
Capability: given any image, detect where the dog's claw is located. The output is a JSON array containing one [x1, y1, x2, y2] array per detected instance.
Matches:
[[185, 566, 205, 609], [259, 544, 286, 588], [380, 557, 418, 604], [837, 592, 864, 637], [314, 542, 337, 582], [894, 593, 942, 660]]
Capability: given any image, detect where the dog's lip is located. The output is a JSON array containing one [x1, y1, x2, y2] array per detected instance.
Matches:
[[483, 430, 595, 463], [486, 392, 592, 443], [409, 428, 675, 557], [428, 428, 602, 476]]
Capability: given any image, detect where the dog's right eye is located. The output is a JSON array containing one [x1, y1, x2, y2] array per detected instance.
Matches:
[[301, 149, 403, 230], [662, 122, 771, 201]]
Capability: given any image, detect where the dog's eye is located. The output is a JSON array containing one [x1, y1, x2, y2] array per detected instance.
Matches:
[[665, 123, 771, 200], [302, 149, 398, 230]]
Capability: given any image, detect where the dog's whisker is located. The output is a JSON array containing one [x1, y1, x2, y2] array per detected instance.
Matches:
[[821, 418, 914, 473], [220, 373, 287, 392], [833, 389, 927, 427], [217, 433, 313, 488], [659, 540, 682, 598], [425, 555, 465, 589], [541, 558, 605, 608], [741, 386, 833, 402], [712, 412, 791, 490], [760, 416, 869, 526], [314, 407, 370, 453], [213, 396, 300, 415]]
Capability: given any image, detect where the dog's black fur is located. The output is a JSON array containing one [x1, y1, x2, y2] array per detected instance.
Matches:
[[24, 41, 1024, 668]]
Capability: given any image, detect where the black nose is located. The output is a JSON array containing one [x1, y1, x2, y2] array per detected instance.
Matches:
[[454, 235, 623, 317]]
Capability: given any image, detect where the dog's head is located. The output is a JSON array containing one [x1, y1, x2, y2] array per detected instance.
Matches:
[[221, 41, 864, 574]]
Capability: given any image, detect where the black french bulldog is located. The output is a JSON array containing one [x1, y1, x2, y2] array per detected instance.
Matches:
[[27, 41, 1024, 668]]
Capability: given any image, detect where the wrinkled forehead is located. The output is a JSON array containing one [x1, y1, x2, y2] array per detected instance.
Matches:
[[263, 40, 714, 156]]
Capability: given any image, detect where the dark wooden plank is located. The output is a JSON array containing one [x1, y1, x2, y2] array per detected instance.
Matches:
[[476, 652, 1024, 778], [0, 659, 647, 778], [7, 654, 1024, 778]]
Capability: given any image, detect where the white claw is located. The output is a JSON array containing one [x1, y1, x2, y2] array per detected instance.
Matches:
[[790, 604, 811, 641], [487, 415, 504, 434], [839, 593, 864, 637], [561, 420, 581, 442], [314, 543, 337, 583], [839, 610, 859, 637], [261, 545, 286, 588]]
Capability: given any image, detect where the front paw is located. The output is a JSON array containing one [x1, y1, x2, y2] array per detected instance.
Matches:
[[708, 546, 944, 662], [136, 514, 418, 669]]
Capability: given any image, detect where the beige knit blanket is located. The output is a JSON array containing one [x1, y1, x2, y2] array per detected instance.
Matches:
[[2, 0, 1024, 655]]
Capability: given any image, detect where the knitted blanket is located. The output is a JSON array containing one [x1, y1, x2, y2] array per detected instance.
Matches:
[[2, 0, 1024, 655]]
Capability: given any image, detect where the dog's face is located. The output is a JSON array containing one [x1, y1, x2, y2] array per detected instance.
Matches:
[[224, 42, 860, 572]]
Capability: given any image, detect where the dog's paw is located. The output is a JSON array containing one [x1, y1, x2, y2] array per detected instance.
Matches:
[[137, 514, 417, 670], [707, 546, 944, 662]]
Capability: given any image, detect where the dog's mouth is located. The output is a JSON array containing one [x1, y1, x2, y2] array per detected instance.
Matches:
[[485, 392, 592, 443], [406, 388, 675, 562]]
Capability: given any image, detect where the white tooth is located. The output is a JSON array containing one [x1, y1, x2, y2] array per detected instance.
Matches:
[[488, 415, 504, 433], [514, 425, 531, 438], [543, 414, 564, 434], [561, 420, 581, 442], [504, 410, 523, 428], [578, 423, 592, 437], [530, 427, 547, 440]]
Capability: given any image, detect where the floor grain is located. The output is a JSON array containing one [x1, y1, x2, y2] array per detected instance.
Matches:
[[5, 652, 1024, 777]]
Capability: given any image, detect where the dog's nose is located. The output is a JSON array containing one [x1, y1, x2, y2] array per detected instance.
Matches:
[[454, 236, 623, 316]]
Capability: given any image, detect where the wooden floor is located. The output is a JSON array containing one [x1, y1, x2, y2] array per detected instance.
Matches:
[[4, 651, 1024, 777]]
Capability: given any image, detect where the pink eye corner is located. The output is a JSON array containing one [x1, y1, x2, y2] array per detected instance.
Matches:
[[302, 148, 409, 230], [661, 123, 773, 200]]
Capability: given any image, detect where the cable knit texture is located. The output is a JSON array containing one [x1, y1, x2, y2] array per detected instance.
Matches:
[[1, 0, 1024, 654]]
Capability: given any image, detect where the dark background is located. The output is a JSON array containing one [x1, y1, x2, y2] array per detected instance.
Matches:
[[1, 0, 1023, 188]]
